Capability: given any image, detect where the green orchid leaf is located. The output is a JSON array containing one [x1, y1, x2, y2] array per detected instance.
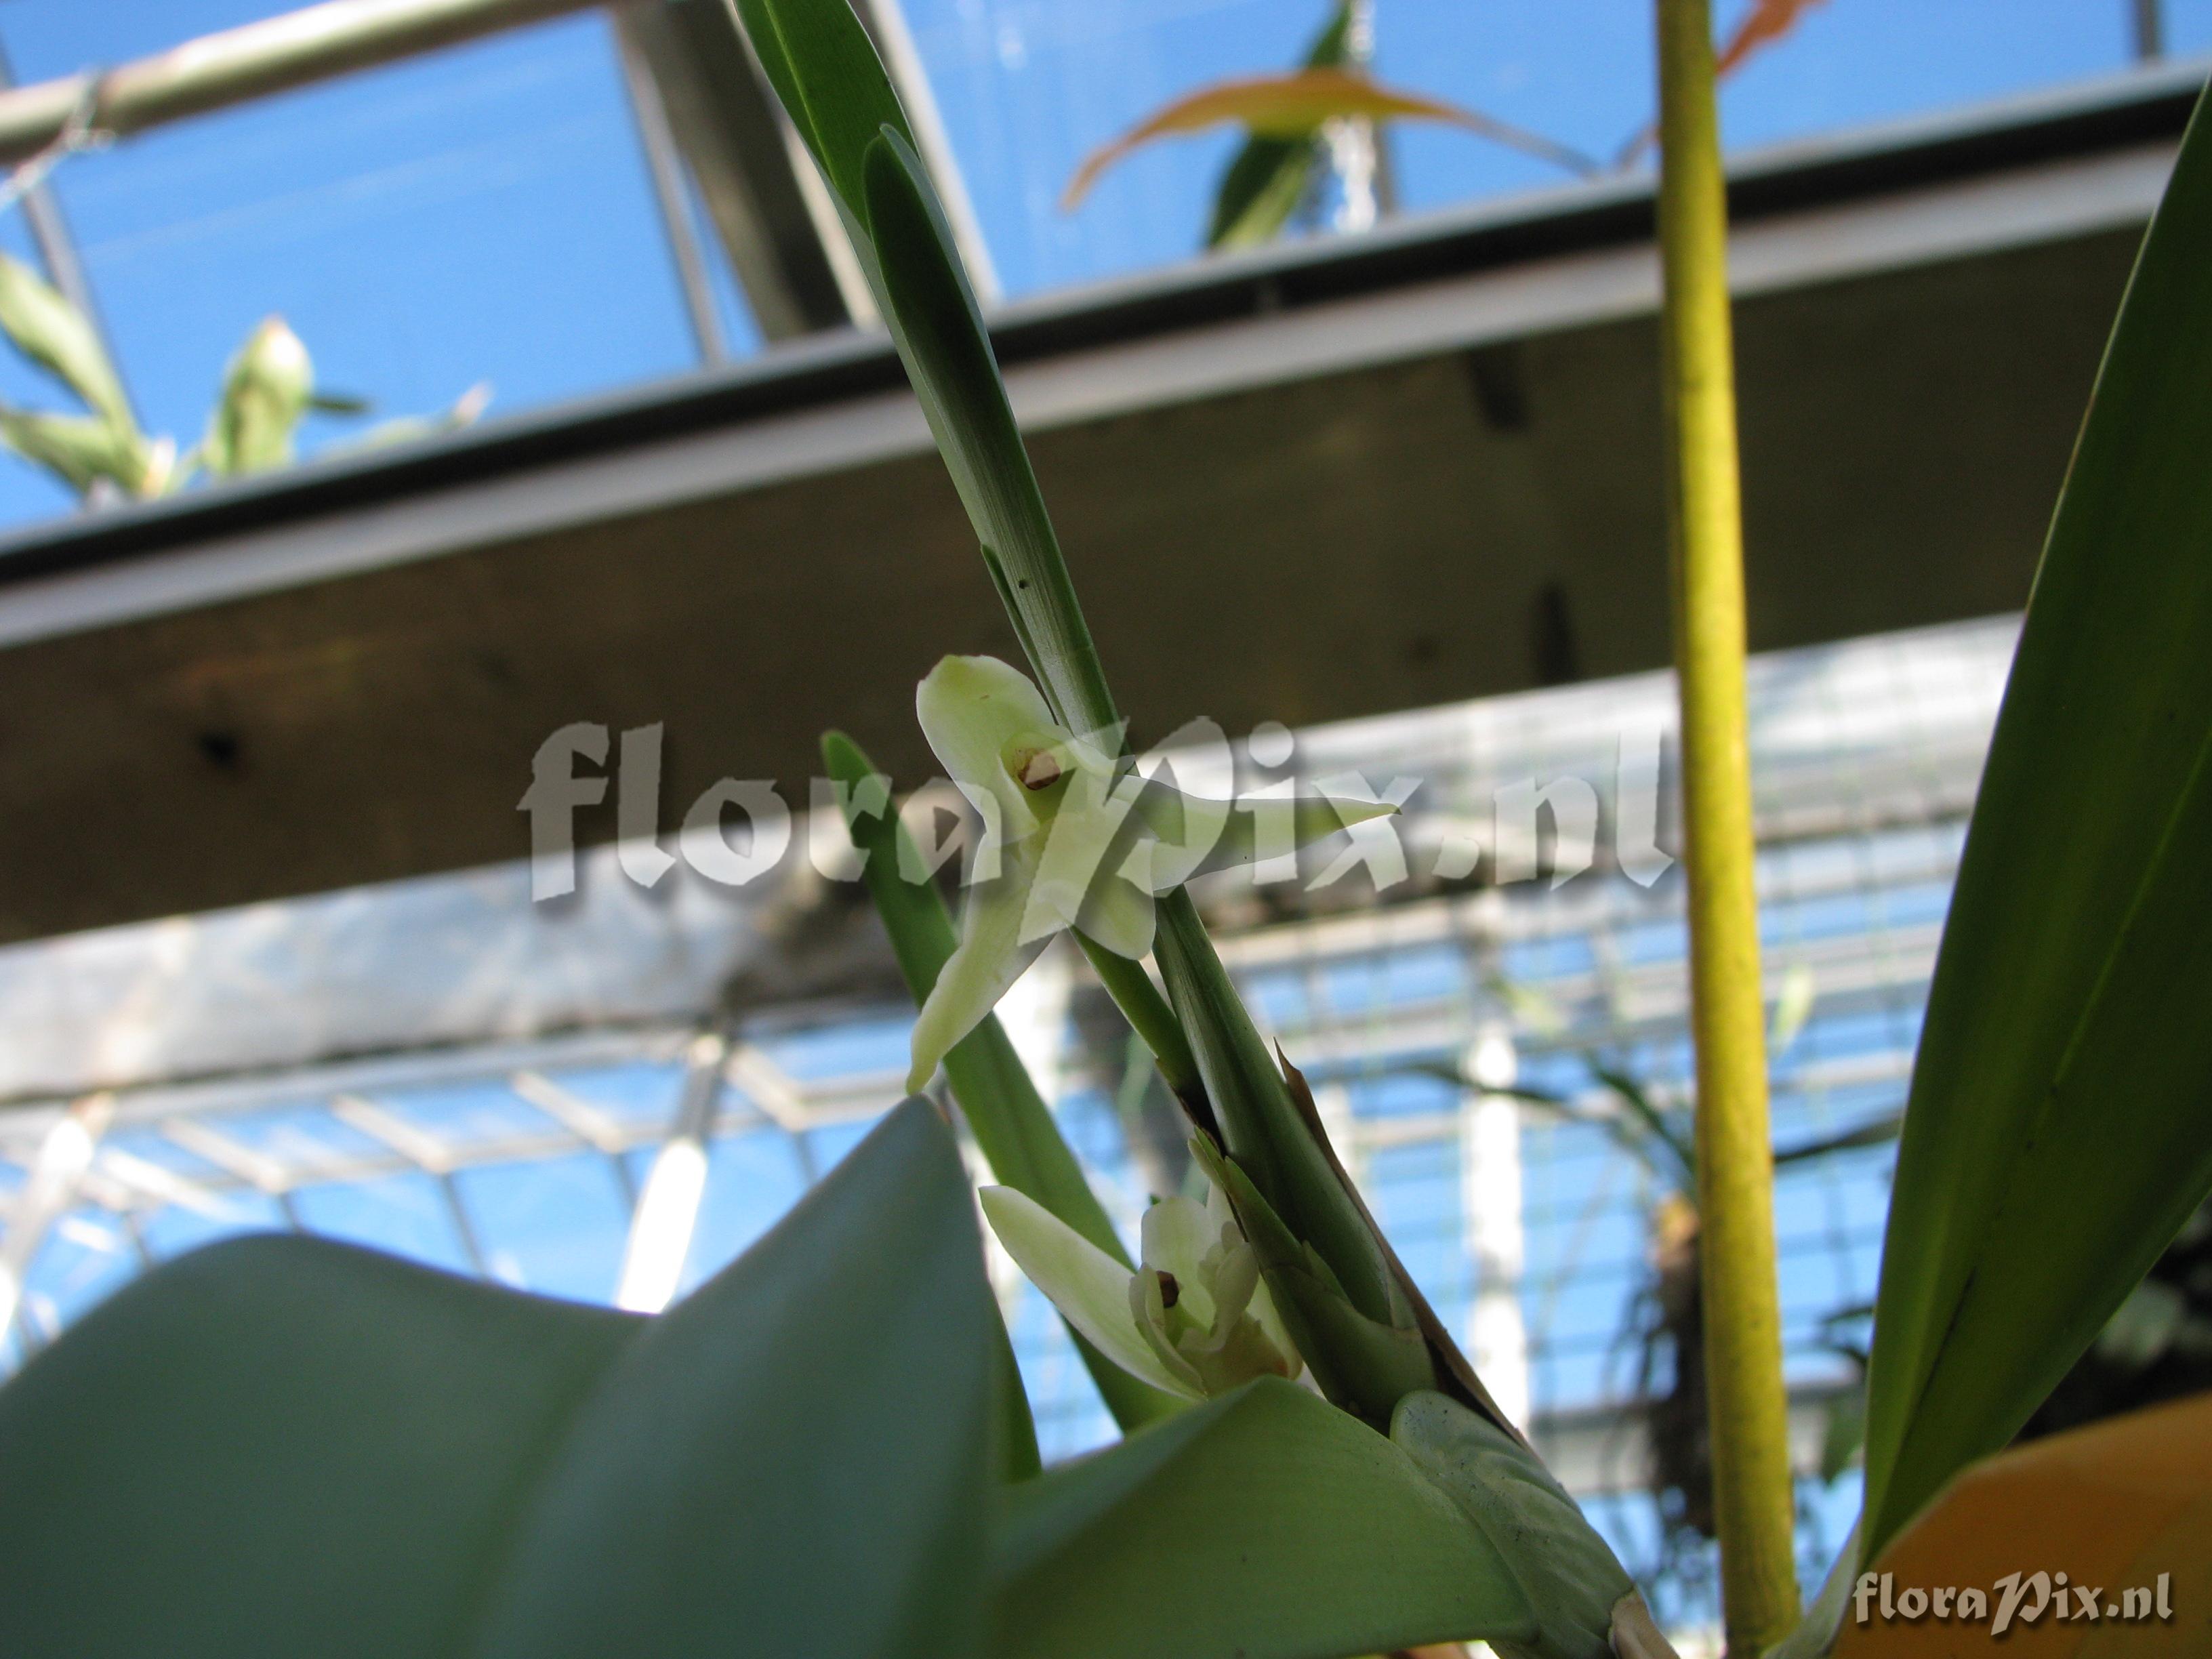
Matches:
[[732, 0, 1115, 738], [989, 1375, 1536, 1659], [988, 1296, 1045, 1484], [1210, 139, 1319, 248], [1857, 87, 2212, 1564], [823, 729, 1184, 1431], [0, 1098, 995, 1659], [1391, 1391, 1637, 1659], [859, 132, 1120, 737], [0, 253, 136, 434], [729, 0, 911, 222]]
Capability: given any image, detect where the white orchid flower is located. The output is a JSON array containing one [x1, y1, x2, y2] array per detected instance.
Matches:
[[906, 654, 1397, 1091], [980, 1181, 1302, 1399]]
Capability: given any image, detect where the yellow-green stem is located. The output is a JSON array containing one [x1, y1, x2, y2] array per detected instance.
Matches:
[[1654, 1, 1799, 1650]]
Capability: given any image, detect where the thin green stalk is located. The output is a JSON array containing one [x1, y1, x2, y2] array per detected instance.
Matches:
[[1071, 928, 1212, 1133], [1654, 0, 1799, 1649], [822, 731, 1182, 1431]]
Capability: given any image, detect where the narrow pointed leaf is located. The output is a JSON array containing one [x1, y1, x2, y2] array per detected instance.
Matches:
[[729, 0, 911, 219], [1858, 89, 2212, 1562], [989, 1376, 1536, 1659], [1154, 895, 1399, 1334]]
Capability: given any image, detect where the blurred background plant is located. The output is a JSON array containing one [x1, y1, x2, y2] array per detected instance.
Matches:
[[0, 251, 487, 508], [1065, 0, 1833, 251]]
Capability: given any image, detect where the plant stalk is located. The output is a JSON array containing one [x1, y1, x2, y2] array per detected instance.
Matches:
[[1653, 0, 1799, 1650]]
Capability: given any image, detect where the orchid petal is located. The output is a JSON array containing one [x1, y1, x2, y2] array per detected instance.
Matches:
[[1127, 781, 1401, 886], [916, 655, 1061, 834], [1129, 1267, 1208, 1393], [1119, 771, 1232, 893], [981, 1187, 1204, 1401], [1073, 872, 1156, 960], [1024, 761, 1145, 942], [1140, 1196, 1219, 1325], [907, 840, 1050, 1092]]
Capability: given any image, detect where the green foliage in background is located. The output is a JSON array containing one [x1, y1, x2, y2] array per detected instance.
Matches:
[[0, 252, 486, 506]]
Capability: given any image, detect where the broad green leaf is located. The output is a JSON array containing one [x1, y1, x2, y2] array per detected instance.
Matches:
[[1837, 1393, 2212, 1658], [0, 1237, 636, 1659], [823, 729, 1183, 1431], [0, 253, 135, 432], [989, 1375, 1536, 1659], [0, 1098, 995, 1659], [1393, 1391, 1635, 1659], [1065, 67, 1597, 212], [1857, 87, 2212, 1562]]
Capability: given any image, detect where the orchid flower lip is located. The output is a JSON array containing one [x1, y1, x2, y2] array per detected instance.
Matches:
[[979, 1181, 1302, 1402]]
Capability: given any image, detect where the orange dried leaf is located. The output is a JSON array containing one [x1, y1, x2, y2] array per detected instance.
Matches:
[[1833, 1391, 2212, 1657], [1716, 0, 1831, 77], [1064, 66, 1595, 211], [1616, 0, 1833, 167]]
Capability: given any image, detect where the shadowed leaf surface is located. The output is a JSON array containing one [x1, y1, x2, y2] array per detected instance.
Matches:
[[0, 1099, 996, 1659], [991, 1375, 1535, 1659]]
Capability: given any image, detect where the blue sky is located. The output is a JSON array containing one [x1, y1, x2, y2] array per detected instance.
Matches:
[[0, 0, 2201, 529]]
